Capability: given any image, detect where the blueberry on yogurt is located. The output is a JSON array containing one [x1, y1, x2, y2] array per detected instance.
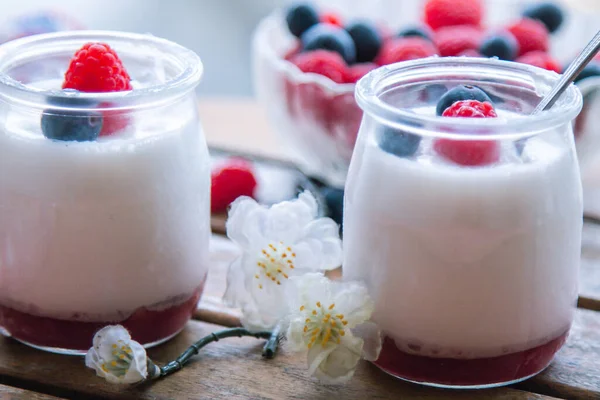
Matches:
[[436, 85, 493, 116], [41, 89, 103, 142], [379, 127, 421, 158]]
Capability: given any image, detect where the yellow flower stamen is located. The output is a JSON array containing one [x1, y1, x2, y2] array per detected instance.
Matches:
[[301, 301, 348, 350], [255, 242, 296, 288]]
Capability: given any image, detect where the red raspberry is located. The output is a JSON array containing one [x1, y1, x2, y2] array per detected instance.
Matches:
[[290, 50, 347, 84], [516, 51, 561, 74], [435, 25, 483, 57], [63, 42, 132, 92], [345, 63, 377, 83], [507, 18, 549, 57], [434, 100, 499, 166], [442, 100, 497, 118], [375, 37, 438, 66], [424, 0, 484, 31], [321, 12, 343, 27], [211, 159, 258, 213], [63, 42, 132, 136]]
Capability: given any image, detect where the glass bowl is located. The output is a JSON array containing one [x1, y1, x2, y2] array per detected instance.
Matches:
[[252, 0, 600, 188], [0, 31, 209, 354], [344, 56, 582, 389]]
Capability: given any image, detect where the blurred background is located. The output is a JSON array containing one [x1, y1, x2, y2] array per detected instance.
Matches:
[[0, 0, 287, 97], [0, 0, 597, 98]]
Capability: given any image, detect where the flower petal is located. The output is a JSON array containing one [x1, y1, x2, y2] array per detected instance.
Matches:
[[293, 237, 342, 271], [262, 191, 319, 243], [122, 340, 149, 384], [287, 273, 332, 313], [333, 283, 375, 328], [284, 317, 308, 352], [352, 322, 382, 362], [303, 218, 340, 242], [310, 335, 364, 385], [245, 278, 290, 330], [223, 256, 252, 309], [85, 325, 149, 384], [226, 196, 268, 249]]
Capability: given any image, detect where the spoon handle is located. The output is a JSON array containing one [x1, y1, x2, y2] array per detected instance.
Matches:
[[533, 29, 600, 114]]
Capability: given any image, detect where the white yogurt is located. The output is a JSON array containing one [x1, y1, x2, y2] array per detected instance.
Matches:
[[343, 130, 582, 359], [0, 100, 211, 321]]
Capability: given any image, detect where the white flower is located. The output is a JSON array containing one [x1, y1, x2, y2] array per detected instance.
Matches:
[[285, 273, 381, 385], [224, 191, 343, 331], [85, 325, 159, 384]]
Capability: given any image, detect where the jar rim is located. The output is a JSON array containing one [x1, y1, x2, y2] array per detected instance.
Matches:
[[0, 30, 203, 110], [355, 57, 583, 140]]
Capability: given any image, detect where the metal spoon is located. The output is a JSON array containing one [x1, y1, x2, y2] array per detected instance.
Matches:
[[533, 29, 600, 113]]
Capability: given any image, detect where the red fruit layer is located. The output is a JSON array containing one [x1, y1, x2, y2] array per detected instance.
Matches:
[[0, 282, 205, 351], [375, 330, 569, 386]]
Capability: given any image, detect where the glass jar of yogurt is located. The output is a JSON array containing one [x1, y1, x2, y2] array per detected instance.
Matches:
[[0, 31, 209, 354], [343, 57, 583, 388]]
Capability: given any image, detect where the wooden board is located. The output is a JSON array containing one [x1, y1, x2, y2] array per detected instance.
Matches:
[[516, 309, 600, 400], [197, 235, 600, 399], [0, 321, 560, 400], [579, 224, 600, 311], [0, 384, 64, 399]]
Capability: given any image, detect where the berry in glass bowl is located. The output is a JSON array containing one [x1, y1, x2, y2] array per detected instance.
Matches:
[[252, 0, 600, 188]]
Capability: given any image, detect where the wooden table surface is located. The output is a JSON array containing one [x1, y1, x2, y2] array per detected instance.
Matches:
[[1, 99, 600, 399]]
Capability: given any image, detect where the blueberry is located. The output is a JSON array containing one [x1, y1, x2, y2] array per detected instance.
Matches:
[[479, 33, 518, 61], [285, 3, 319, 38], [379, 127, 421, 157], [574, 63, 600, 83], [346, 21, 382, 63], [397, 25, 434, 41], [321, 186, 344, 228], [41, 111, 103, 142], [41, 90, 103, 142], [302, 24, 357, 64], [523, 2, 564, 33], [436, 85, 492, 116]]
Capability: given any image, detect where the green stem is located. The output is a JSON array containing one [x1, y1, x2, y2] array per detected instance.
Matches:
[[158, 328, 272, 378], [262, 324, 282, 359]]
